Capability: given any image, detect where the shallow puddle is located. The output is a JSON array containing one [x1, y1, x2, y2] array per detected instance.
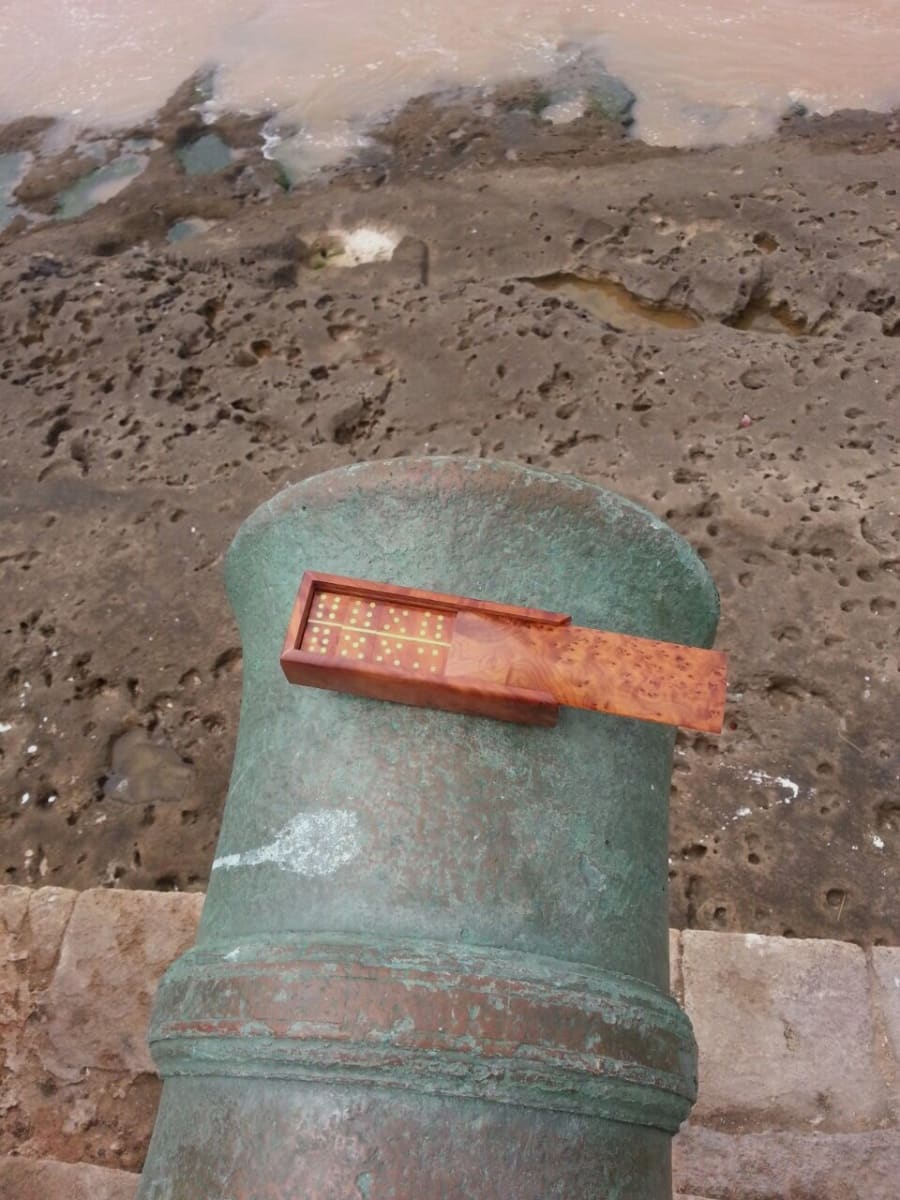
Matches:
[[176, 134, 233, 176], [56, 154, 148, 219], [529, 273, 701, 333], [0, 151, 30, 230]]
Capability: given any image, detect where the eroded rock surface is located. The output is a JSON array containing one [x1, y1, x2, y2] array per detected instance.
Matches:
[[1, 103, 898, 944]]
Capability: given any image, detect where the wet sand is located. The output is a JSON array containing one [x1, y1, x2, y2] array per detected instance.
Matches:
[[0, 87, 898, 945]]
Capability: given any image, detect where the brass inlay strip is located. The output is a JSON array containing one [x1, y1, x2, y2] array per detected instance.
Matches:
[[307, 619, 450, 649]]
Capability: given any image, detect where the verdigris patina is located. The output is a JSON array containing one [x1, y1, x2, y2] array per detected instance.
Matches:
[[138, 457, 720, 1199]]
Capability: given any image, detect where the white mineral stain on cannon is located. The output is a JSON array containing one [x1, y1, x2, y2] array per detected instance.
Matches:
[[213, 809, 361, 875]]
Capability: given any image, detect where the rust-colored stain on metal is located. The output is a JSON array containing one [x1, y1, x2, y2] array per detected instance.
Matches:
[[281, 571, 727, 732], [150, 936, 697, 1130]]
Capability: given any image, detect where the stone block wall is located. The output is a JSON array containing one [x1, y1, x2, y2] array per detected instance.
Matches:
[[1, 886, 897, 1198]]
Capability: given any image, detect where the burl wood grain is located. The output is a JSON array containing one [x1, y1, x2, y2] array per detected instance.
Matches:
[[281, 572, 727, 732], [445, 612, 727, 733]]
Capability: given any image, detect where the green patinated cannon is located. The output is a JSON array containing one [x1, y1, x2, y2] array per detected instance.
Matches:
[[138, 457, 720, 1199]]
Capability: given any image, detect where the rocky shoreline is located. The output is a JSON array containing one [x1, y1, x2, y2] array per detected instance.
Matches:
[[1, 84, 898, 944]]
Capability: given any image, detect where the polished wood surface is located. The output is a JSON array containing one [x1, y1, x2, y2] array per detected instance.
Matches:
[[281, 572, 726, 732], [445, 612, 727, 733], [280, 572, 559, 726], [301, 590, 455, 677]]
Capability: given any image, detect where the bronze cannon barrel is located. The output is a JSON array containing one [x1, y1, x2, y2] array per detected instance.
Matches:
[[138, 457, 720, 1199]]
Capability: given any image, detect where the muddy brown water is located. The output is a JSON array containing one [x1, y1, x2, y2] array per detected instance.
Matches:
[[2, 0, 900, 171], [530, 274, 703, 332]]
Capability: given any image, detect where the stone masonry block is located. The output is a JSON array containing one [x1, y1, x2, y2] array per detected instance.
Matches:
[[0, 886, 30, 938], [682, 930, 887, 1130], [44, 888, 203, 1075], [0, 1155, 138, 1200], [872, 947, 900, 1120], [21, 888, 78, 977], [673, 1127, 900, 1200], [0, 886, 31, 1029], [2, 887, 77, 1084], [0, 888, 198, 1169]]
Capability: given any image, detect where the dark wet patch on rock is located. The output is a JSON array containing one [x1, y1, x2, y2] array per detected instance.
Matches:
[[176, 133, 234, 176]]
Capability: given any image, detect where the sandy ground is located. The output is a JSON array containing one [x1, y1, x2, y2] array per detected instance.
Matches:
[[1, 85, 898, 946]]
